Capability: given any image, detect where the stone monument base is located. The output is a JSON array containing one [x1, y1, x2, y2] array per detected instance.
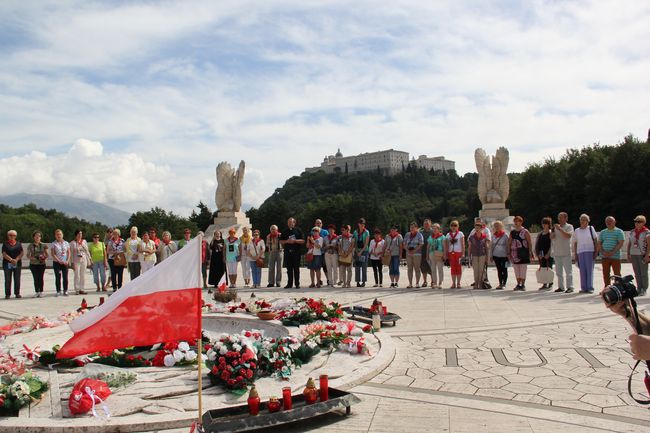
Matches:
[[204, 211, 251, 239], [479, 204, 514, 230]]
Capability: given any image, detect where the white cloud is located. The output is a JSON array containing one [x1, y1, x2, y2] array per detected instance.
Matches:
[[0, 139, 169, 209], [0, 1, 649, 216]]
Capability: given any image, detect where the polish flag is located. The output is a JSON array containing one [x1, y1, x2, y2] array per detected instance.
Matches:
[[57, 236, 203, 358], [217, 274, 227, 293]]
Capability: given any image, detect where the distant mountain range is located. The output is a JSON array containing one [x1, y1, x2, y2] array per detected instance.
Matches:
[[0, 193, 131, 227]]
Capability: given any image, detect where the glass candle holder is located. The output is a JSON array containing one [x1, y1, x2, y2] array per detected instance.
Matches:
[[268, 396, 281, 413], [319, 375, 329, 401], [282, 387, 292, 410]]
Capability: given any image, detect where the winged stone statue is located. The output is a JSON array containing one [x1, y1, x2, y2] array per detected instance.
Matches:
[[474, 147, 509, 205], [215, 160, 245, 212]]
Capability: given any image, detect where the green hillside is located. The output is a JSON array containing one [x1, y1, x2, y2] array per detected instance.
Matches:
[[247, 167, 493, 235]]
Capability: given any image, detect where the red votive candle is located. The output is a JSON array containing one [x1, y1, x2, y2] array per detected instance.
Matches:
[[282, 387, 292, 410], [268, 397, 281, 413], [99, 297, 105, 305], [319, 375, 329, 401], [382, 306, 387, 315], [247, 386, 260, 415]]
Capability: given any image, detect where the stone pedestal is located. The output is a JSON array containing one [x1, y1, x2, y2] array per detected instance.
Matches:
[[204, 211, 251, 239], [479, 204, 514, 230]]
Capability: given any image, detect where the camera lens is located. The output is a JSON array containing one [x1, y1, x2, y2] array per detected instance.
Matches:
[[602, 286, 621, 305]]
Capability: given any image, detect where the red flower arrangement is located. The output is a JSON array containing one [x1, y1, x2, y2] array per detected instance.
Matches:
[[206, 334, 258, 391], [274, 298, 344, 326]]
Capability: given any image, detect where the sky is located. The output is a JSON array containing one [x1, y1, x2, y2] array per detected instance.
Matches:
[[1, 0, 649, 216]]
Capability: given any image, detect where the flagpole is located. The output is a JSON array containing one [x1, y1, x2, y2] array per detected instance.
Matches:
[[197, 234, 204, 426]]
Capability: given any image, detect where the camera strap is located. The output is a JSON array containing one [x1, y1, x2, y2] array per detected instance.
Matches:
[[626, 298, 650, 404]]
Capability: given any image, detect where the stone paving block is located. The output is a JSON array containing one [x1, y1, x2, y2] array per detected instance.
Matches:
[[406, 367, 433, 379], [474, 388, 516, 400], [512, 394, 550, 405], [551, 400, 602, 413], [383, 375, 415, 387], [538, 388, 584, 401], [471, 376, 509, 389], [436, 374, 473, 384], [529, 376, 577, 389], [485, 366, 519, 376], [579, 393, 625, 408], [603, 404, 650, 421], [516, 367, 555, 378], [430, 367, 468, 375], [606, 379, 629, 392], [410, 378, 444, 390], [369, 373, 391, 384], [503, 374, 533, 383], [502, 383, 542, 395], [382, 367, 408, 376], [439, 383, 478, 394], [461, 370, 494, 380], [573, 383, 620, 396]]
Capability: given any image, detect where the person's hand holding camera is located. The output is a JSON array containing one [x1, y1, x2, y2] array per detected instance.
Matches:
[[629, 334, 650, 361]]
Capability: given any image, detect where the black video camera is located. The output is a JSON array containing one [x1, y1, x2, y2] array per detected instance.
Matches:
[[602, 275, 637, 305]]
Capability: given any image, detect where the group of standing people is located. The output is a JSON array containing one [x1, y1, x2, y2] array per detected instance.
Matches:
[[202, 212, 649, 297], [2, 212, 648, 299], [0, 226, 209, 299]]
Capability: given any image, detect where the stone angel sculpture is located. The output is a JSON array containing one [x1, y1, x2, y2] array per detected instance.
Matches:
[[215, 160, 245, 212], [474, 147, 510, 205]]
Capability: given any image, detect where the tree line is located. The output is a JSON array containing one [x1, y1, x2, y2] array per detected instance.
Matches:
[[2, 134, 646, 242], [509, 134, 649, 231], [0, 202, 214, 243]]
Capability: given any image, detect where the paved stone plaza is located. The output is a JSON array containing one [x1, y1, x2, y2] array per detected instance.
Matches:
[[1, 262, 649, 433]]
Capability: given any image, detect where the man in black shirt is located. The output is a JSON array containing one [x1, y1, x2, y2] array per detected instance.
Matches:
[[280, 217, 305, 288]]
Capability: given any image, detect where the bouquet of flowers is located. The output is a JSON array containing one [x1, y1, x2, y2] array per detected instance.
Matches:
[[0, 346, 25, 376], [0, 315, 63, 337], [150, 341, 198, 367], [205, 333, 258, 391], [0, 372, 48, 413], [275, 298, 344, 326], [301, 320, 368, 354], [256, 336, 319, 379]]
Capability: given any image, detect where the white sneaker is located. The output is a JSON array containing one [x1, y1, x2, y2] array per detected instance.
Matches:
[[56, 292, 60, 297], [63, 292, 69, 297]]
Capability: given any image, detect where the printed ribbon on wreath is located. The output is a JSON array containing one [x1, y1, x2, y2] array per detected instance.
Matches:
[[84, 386, 111, 420], [342, 336, 369, 355], [21, 344, 41, 362]]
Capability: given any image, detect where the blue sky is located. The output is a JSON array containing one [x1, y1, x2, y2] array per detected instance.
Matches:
[[1, 1, 649, 215]]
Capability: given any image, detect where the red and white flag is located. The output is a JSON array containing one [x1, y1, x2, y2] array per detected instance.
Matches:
[[57, 236, 203, 358], [217, 274, 227, 293]]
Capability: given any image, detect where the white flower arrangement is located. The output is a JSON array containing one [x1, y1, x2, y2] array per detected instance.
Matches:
[[9, 380, 29, 399], [178, 342, 190, 352], [163, 354, 176, 367]]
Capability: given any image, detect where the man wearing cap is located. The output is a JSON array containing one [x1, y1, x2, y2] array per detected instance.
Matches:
[[280, 217, 305, 288]]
